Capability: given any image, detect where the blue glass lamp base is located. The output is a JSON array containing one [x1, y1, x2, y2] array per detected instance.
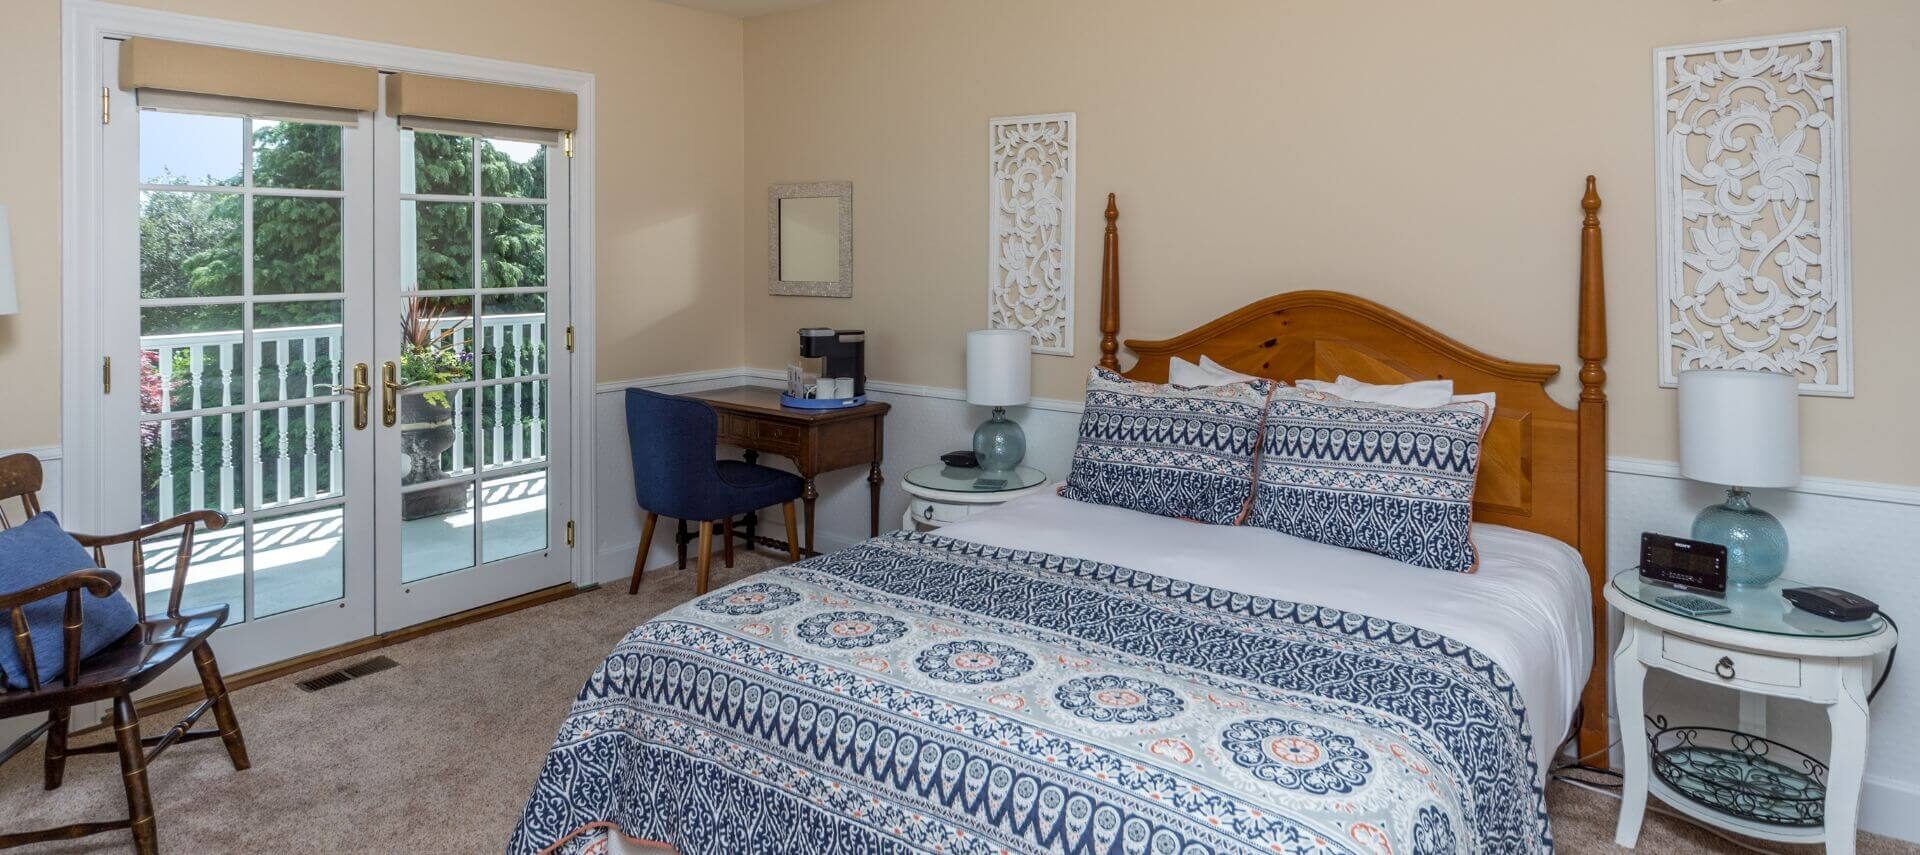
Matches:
[[973, 407, 1026, 472], [1692, 487, 1789, 587]]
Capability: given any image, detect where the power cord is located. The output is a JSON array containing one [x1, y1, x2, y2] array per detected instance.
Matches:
[[1869, 612, 1898, 703]]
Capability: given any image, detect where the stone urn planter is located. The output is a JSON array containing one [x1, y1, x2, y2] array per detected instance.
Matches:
[[400, 393, 466, 520]]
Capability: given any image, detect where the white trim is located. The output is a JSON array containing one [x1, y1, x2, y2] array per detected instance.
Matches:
[[0, 446, 63, 462], [1607, 455, 1920, 508], [60, 0, 598, 587]]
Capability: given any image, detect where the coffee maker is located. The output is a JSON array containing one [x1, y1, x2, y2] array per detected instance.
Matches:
[[781, 328, 867, 408]]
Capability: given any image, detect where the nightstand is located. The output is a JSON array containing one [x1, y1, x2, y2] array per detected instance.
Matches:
[[1606, 571, 1897, 854], [899, 464, 1050, 531]]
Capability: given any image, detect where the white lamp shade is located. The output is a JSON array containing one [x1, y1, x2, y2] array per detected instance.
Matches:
[[0, 204, 16, 316], [1678, 368, 1801, 488], [966, 329, 1031, 407]]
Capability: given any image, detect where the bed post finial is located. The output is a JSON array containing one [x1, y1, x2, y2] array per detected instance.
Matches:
[[1574, 175, 1611, 768], [1578, 176, 1606, 401], [1098, 193, 1121, 371]]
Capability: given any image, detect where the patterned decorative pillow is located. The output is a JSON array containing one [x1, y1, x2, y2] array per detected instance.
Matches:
[[1246, 387, 1489, 572], [1062, 367, 1274, 525]]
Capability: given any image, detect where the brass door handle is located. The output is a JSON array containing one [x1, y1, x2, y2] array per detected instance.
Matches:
[[382, 361, 401, 428], [346, 363, 372, 430]]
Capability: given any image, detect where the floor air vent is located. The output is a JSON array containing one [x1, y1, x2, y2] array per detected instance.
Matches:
[[295, 655, 399, 692]]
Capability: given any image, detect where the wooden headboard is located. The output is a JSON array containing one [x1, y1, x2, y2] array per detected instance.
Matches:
[[1095, 178, 1611, 765]]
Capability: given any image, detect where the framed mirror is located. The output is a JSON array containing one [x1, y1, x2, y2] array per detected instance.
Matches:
[[769, 181, 852, 297]]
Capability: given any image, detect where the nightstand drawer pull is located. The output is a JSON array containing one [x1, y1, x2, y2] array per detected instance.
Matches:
[[1660, 634, 1801, 688]]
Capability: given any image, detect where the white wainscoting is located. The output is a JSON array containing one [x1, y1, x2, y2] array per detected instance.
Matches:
[[588, 369, 1920, 843]]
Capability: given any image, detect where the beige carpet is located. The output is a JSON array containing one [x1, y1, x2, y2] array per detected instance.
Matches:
[[2, 550, 1912, 854]]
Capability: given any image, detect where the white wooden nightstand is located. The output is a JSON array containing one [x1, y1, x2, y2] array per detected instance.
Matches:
[[899, 464, 1050, 531], [1606, 571, 1897, 854]]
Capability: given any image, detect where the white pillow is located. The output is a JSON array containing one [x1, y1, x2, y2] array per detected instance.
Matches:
[[1168, 355, 1263, 387], [1296, 375, 1495, 411]]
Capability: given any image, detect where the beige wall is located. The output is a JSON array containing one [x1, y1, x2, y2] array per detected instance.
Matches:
[[0, 0, 746, 451], [742, 0, 1920, 486]]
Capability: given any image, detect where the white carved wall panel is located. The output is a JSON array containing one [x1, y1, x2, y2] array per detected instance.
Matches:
[[1655, 31, 1851, 396], [988, 112, 1075, 355]]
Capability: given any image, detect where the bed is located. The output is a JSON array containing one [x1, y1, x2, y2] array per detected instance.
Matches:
[[511, 179, 1612, 855]]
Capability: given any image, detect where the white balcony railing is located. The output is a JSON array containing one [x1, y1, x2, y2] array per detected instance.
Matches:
[[140, 313, 547, 522]]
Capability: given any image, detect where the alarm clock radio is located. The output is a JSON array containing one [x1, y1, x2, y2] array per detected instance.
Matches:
[[1638, 532, 1729, 594]]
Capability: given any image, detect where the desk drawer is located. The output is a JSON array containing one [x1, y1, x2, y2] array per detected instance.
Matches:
[[716, 414, 803, 454], [1660, 633, 1801, 689], [908, 498, 975, 526]]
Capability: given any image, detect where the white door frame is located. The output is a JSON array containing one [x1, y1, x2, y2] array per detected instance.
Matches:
[[61, 0, 600, 593]]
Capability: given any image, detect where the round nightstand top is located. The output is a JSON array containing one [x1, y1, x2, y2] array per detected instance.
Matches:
[[1607, 570, 1896, 657], [904, 464, 1048, 494]]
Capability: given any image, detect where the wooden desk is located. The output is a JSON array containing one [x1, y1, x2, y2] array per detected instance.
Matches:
[[688, 386, 890, 556]]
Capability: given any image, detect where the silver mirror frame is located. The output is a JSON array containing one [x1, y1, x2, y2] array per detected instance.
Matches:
[[768, 181, 853, 297]]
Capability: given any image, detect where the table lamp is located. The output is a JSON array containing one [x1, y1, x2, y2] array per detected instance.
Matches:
[[1678, 368, 1801, 586], [0, 204, 17, 316], [966, 330, 1031, 472]]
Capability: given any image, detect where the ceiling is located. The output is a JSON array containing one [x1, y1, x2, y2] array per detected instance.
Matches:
[[659, 0, 831, 18]]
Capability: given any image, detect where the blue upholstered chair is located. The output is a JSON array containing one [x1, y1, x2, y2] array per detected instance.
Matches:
[[624, 388, 804, 594]]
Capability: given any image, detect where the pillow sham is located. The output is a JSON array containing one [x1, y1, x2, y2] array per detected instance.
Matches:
[[1246, 387, 1489, 572], [1168, 355, 1263, 387], [1062, 367, 1273, 525], [1296, 375, 1496, 411]]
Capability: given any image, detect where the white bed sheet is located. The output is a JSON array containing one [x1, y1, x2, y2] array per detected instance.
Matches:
[[935, 490, 1593, 773]]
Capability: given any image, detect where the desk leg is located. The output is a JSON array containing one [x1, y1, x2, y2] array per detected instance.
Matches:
[[742, 451, 759, 551], [1825, 660, 1872, 855], [868, 463, 883, 537], [802, 478, 818, 556], [676, 519, 688, 569], [1614, 620, 1650, 848]]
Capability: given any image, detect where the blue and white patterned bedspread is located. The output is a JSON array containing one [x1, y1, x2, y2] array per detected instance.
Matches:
[[510, 532, 1548, 854]]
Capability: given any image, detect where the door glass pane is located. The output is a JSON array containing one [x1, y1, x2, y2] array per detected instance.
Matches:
[[140, 191, 242, 298], [482, 203, 545, 288], [402, 482, 474, 582], [481, 471, 546, 563], [142, 304, 243, 414], [253, 403, 341, 510], [255, 300, 344, 402], [252, 119, 343, 191], [403, 201, 474, 290], [407, 131, 472, 195], [141, 413, 245, 524], [254, 196, 344, 294], [482, 381, 546, 471], [481, 294, 546, 379], [253, 505, 345, 617], [141, 111, 242, 186], [139, 517, 244, 621], [400, 388, 474, 486], [480, 137, 545, 198]]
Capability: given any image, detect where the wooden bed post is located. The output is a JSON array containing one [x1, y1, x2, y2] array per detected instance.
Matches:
[[1099, 193, 1121, 371], [1576, 176, 1612, 768]]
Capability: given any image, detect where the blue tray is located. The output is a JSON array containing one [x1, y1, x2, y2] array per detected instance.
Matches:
[[779, 393, 866, 409]]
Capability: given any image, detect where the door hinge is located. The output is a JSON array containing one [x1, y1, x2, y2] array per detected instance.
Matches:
[[101, 86, 110, 125], [565, 325, 575, 352], [565, 520, 576, 548], [102, 356, 111, 394], [563, 132, 573, 159]]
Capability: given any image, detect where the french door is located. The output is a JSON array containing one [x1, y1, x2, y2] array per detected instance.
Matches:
[[101, 41, 572, 676]]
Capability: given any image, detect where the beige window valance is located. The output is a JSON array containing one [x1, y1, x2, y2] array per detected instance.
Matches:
[[119, 37, 379, 114], [385, 73, 577, 134]]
